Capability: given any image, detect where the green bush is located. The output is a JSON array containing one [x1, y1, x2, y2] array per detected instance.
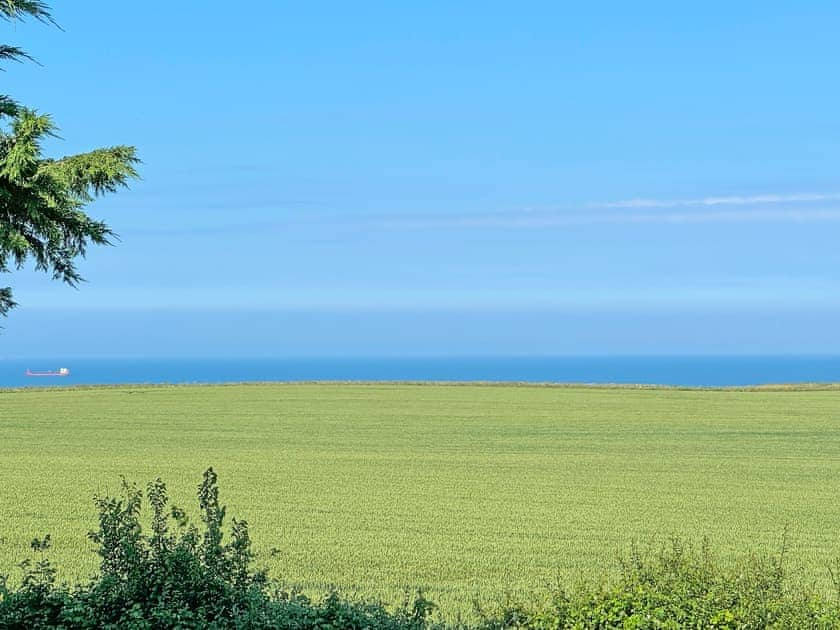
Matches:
[[2, 469, 839, 628], [0, 469, 436, 629], [473, 539, 840, 629]]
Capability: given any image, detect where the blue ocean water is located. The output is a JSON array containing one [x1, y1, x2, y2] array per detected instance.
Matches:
[[1, 356, 840, 388]]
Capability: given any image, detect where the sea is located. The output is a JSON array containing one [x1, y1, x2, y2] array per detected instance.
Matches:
[[2, 356, 840, 388]]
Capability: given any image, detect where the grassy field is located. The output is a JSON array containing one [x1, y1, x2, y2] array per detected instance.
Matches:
[[2, 383, 840, 615]]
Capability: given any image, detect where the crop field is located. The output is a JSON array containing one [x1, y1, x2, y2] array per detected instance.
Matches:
[[2, 383, 840, 615]]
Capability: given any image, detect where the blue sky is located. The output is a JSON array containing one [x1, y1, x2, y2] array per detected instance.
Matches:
[[3, 0, 840, 357]]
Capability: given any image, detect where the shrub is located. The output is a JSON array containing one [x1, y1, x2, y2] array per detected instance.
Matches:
[[0, 469, 438, 629], [2, 470, 840, 628], [473, 538, 840, 629]]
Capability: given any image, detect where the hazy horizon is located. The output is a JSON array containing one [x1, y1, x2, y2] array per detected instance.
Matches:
[[4, 306, 840, 359]]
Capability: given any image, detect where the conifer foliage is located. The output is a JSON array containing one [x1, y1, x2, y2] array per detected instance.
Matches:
[[0, 1, 138, 317]]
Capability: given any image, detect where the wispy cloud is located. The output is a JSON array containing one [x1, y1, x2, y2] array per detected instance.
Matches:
[[380, 208, 840, 230], [377, 190, 840, 230], [589, 192, 840, 209]]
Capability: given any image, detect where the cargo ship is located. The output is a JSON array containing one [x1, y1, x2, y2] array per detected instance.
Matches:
[[25, 367, 70, 377]]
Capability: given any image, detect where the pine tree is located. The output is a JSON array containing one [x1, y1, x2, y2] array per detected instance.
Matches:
[[0, 1, 139, 317]]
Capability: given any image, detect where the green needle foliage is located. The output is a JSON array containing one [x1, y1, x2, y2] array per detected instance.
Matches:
[[0, 0, 138, 317]]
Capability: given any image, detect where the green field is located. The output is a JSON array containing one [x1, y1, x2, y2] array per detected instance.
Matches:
[[2, 383, 840, 614]]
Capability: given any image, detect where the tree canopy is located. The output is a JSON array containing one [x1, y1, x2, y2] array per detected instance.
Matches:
[[0, 0, 139, 317]]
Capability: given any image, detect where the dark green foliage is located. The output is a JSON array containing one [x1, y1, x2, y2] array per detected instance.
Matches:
[[77, 469, 271, 627], [0, 469, 438, 629], [1, 469, 839, 628], [0, 1, 52, 24], [0, 0, 138, 317]]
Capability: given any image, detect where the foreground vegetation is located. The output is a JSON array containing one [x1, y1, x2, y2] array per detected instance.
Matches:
[[3, 468, 839, 628], [2, 383, 840, 617]]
